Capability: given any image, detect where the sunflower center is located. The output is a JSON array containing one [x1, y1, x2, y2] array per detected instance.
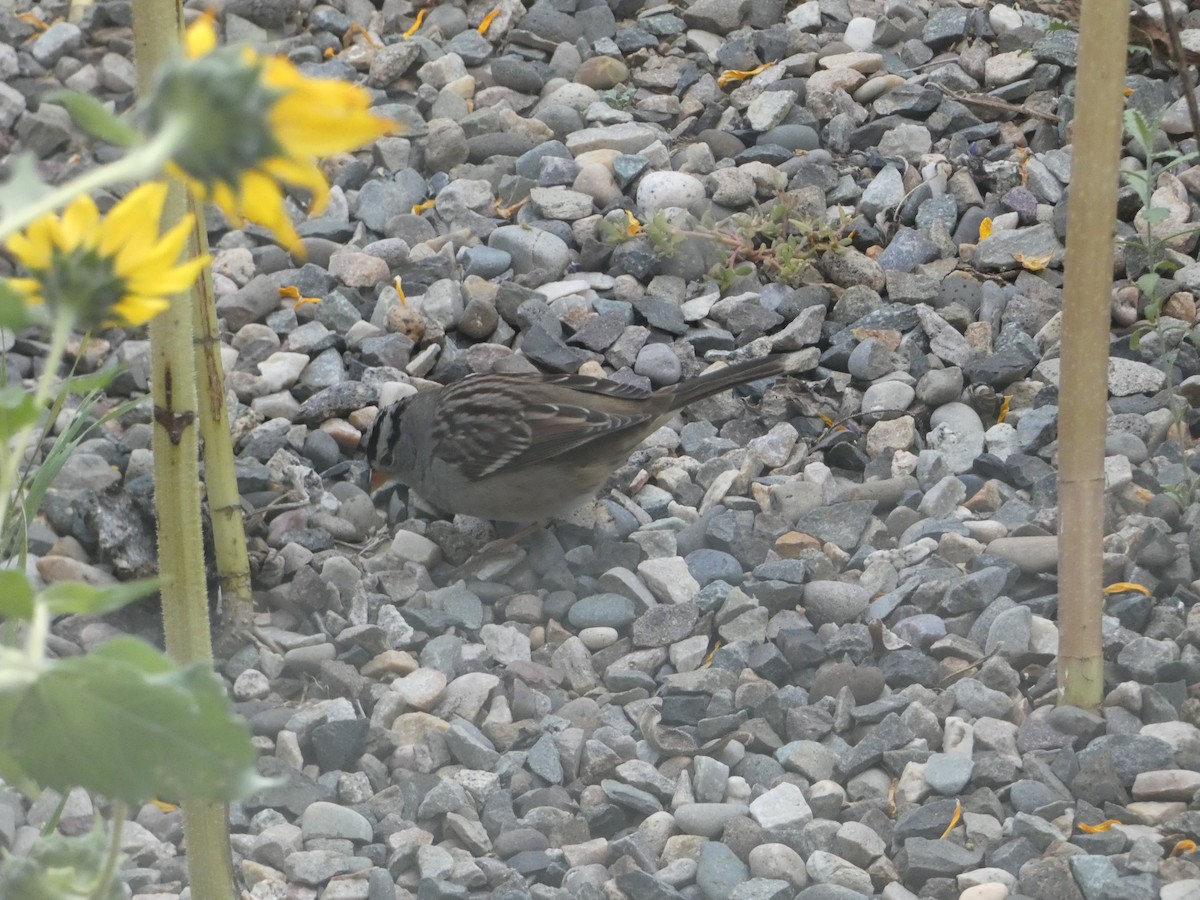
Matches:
[[146, 47, 283, 187], [40, 247, 127, 324]]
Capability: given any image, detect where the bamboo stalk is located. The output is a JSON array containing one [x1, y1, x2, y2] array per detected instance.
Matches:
[[131, 0, 234, 896], [1057, 0, 1129, 708]]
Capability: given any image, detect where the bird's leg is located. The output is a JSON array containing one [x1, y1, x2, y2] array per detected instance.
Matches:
[[442, 520, 545, 581]]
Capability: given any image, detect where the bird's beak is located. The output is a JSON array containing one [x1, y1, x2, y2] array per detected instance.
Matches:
[[369, 470, 390, 492]]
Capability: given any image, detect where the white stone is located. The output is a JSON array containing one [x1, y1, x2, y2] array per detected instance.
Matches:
[[984, 50, 1039, 88], [988, 4, 1024, 34], [749, 781, 813, 832], [635, 170, 706, 212], [393, 668, 447, 711], [843, 17, 877, 51], [748, 843, 808, 889], [257, 351, 309, 392], [577, 626, 619, 650], [960, 884, 1011, 900], [746, 90, 795, 131], [637, 556, 701, 604], [786, 0, 822, 30]]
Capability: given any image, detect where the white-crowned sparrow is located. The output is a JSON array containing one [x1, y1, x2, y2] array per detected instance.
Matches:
[[364, 350, 812, 522]]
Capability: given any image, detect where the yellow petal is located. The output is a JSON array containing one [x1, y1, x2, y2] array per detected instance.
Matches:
[[5, 225, 54, 271], [403, 8, 426, 39], [264, 62, 398, 156], [239, 170, 302, 251], [119, 217, 199, 289], [263, 156, 329, 215], [58, 193, 101, 252], [1078, 819, 1121, 833], [210, 180, 244, 226], [717, 62, 774, 88], [6, 277, 43, 302], [996, 394, 1011, 424], [184, 12, 218, 58], [940, 800, 962, 839], [478, 8, 500, 35], [978, 216, 993, 241], [108, 294, 171, 327], [100, 183, 168, 261], [1013, 251, 1052, 272], [126, 255, 209, 297], [1102, 583, 1151, 596]]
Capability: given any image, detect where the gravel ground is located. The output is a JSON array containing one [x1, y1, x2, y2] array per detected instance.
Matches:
[[5, 0, 1200, 899]]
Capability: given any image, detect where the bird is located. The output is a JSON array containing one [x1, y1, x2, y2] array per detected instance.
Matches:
[[363, 350, 812, 523]]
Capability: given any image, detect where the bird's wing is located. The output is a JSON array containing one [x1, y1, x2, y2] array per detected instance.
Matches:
[[431, 374, 657, 479]]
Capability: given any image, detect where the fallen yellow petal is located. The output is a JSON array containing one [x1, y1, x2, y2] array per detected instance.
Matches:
[[1078, 819, 1121, 833], [1171, 840, 1197, 856], [717, 62, 774, 88], [478, 8, 501, 35], [343, 22, 382, 48], [404, 8, 426, 40], [940, 800, 962, 839], [997, 395, 1011, 424], [279, 285, 320, 307], [626, 210, 643, 236], [978, 217, 993, 241], [15, 11, 50, 32], [1012, 251, 1053, 272], [1102, 583, 1151, 596], [394, 276, 406, 304], [412, 198, 436, 214], [703, 640, 723, 667]]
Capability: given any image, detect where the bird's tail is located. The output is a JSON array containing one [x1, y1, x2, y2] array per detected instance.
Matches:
[[667, 349, 815, 410]]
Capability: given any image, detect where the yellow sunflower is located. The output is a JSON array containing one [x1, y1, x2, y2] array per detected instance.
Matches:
[[147, 15, 399, 253], [4, 182, 208, 328]]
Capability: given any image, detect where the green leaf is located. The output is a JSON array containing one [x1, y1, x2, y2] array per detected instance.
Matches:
[[1143, 206, 1169, 227], [0, 654, 39, 799], [59, 367, 117, 396], [37, 578, 160, 617], [0, 153, 53, 221], [45, 91, 141, 149], [0, 386, 40, 444], [8, 637, 262, 804], [0, 824, 125, 900], [0, 570, 34, 619], [0, 279, 33, 330]]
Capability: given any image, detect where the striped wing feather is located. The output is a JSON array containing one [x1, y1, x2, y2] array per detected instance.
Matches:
[[430, 374, 656, 479]]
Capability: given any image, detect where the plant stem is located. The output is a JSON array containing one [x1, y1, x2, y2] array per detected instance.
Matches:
[[0, 311, 73, 537], [187, 198, 255, 653], [0, 121, 188, 241], [132, 0, 234, 897], [24, 601, 49, 670], [88, 800, 126, 900]]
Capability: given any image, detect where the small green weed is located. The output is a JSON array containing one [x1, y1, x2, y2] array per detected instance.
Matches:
[[602, 194, 852, 291]]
